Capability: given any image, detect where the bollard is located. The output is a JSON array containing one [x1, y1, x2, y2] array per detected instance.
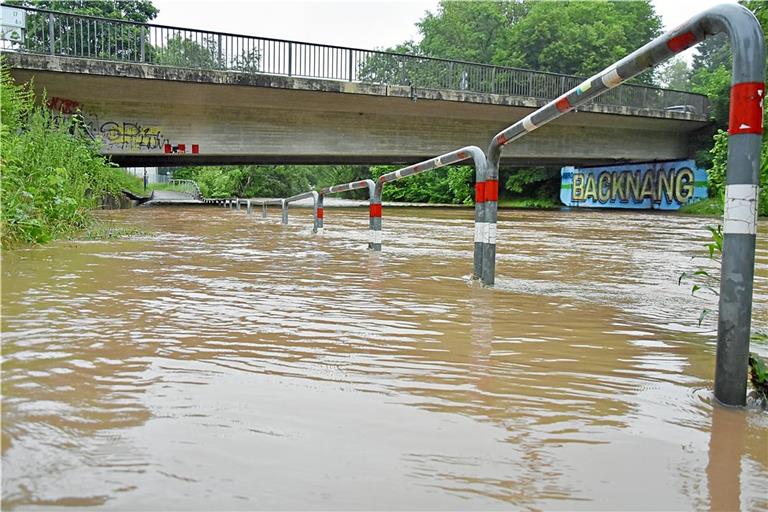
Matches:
[[316, 194, 324, 233], [369, 184, 382, 251]]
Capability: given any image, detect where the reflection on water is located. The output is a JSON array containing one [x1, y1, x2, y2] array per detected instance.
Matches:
[[1, 206, 767, 510]]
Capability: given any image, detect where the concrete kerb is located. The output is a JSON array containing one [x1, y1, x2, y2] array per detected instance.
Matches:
[[483, 3, 764, 407]]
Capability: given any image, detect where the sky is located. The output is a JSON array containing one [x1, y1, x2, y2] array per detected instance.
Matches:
[[152, 0, 739, 60]]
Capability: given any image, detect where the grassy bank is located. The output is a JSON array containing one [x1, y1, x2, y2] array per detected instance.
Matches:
[[498, 198, 560, 209], [0, 62, 142, 249]]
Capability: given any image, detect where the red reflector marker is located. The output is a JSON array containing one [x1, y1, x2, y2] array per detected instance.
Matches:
[[729, 82, 764, 135], [485, 180, 499, 201], [475, 182, 486, 203], [555, 96, 572, 113], [667, 31, 697, 53]]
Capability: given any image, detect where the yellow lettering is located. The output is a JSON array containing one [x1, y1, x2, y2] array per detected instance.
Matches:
[[657, 169, 674, 203], [598, 172, 611, 203], [611, 171, 627, 201], [640, 170, 655, 200], [584, 174, 597, 200], [626, 171, 642, 202], [675, 167, 694, 203], [573, 173, 585, 201]]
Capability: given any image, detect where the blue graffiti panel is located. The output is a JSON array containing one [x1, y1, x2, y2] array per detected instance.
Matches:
[[560, 160, 708, 210]]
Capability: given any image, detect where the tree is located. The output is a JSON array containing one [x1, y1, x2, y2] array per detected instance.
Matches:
[[417, 1, 530, 64], [658, 57, 691, 91], [157, 35, 218, 69], [5, 0, 158, 22], [5, 0, 158, 60], [500, 1, 663, 84]]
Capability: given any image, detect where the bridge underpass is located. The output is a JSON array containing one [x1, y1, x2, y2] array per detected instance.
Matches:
[[5, 52, 710, 167]]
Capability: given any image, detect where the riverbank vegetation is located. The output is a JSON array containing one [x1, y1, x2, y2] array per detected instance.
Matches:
[[0, 63, 143, 248]]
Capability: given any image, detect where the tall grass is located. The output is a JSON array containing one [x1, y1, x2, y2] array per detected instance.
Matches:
[[0, 62, 139, 248]]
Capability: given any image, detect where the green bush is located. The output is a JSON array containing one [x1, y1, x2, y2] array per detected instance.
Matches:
[[370, 165, 474, 204], [707, 129, 768, 217], [0, 63, 133, 248]]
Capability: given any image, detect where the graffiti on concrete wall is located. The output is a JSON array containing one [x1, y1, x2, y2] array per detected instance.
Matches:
[[46, 96, 200, 154], [560, 160, 708, 210], [47, 96, 81, 115], [98, 121, 166, 150]]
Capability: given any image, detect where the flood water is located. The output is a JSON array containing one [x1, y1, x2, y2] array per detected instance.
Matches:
[[2, 205, 767, 510]]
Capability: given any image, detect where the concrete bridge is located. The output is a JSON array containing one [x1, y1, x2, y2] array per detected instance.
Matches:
[[1, 6, 711, 167]]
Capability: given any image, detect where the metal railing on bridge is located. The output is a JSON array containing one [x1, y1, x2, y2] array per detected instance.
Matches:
[[167, 179, 202, 199], [0, 5, 709, 114]]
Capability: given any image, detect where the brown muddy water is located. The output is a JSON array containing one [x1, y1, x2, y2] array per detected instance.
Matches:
[[2, 206, 767, 510]]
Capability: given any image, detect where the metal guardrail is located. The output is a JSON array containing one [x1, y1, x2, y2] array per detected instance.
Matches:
[[0, 5, 709, 114], [167, 179, 201, 199], [213, 4, 762, 408]]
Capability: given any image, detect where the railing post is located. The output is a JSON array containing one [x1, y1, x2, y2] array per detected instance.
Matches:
[[311, 191, 319, 233], [246, 199, 252, 215], [140, 26, 145, 62], [348, 50, 353, 81], [369, 182, 382, 251], [262, 202, 267, 218], [217, 34, 223, 68], [481, 161, 498, 286], [288, 43, 293, 76], [281, 199, 288, 224], [316, 194, 324, 233], [473, 173, 486, 280], [48, 13, 54, 54]]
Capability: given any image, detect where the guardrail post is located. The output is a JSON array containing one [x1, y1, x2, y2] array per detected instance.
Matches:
[[481, 163, 498, 286], [262, 202, 267, 218], [310, 191, 320, 233], [713, 7, 765, 407], [473, 174, 486, 280], [370, 183, 382, 251], [281, 199, 288, 224], [236, 199, 241, 211], [48, 13, 54, 54], [246, 199, 252, 215], [316, 194, 324, 233]]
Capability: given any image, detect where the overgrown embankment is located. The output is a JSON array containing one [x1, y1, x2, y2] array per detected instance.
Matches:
[[0, 63, 143, 249], [679, 129, 768, 217]]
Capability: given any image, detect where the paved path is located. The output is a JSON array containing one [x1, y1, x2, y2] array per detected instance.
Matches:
[[143, 190, 202, 205]]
